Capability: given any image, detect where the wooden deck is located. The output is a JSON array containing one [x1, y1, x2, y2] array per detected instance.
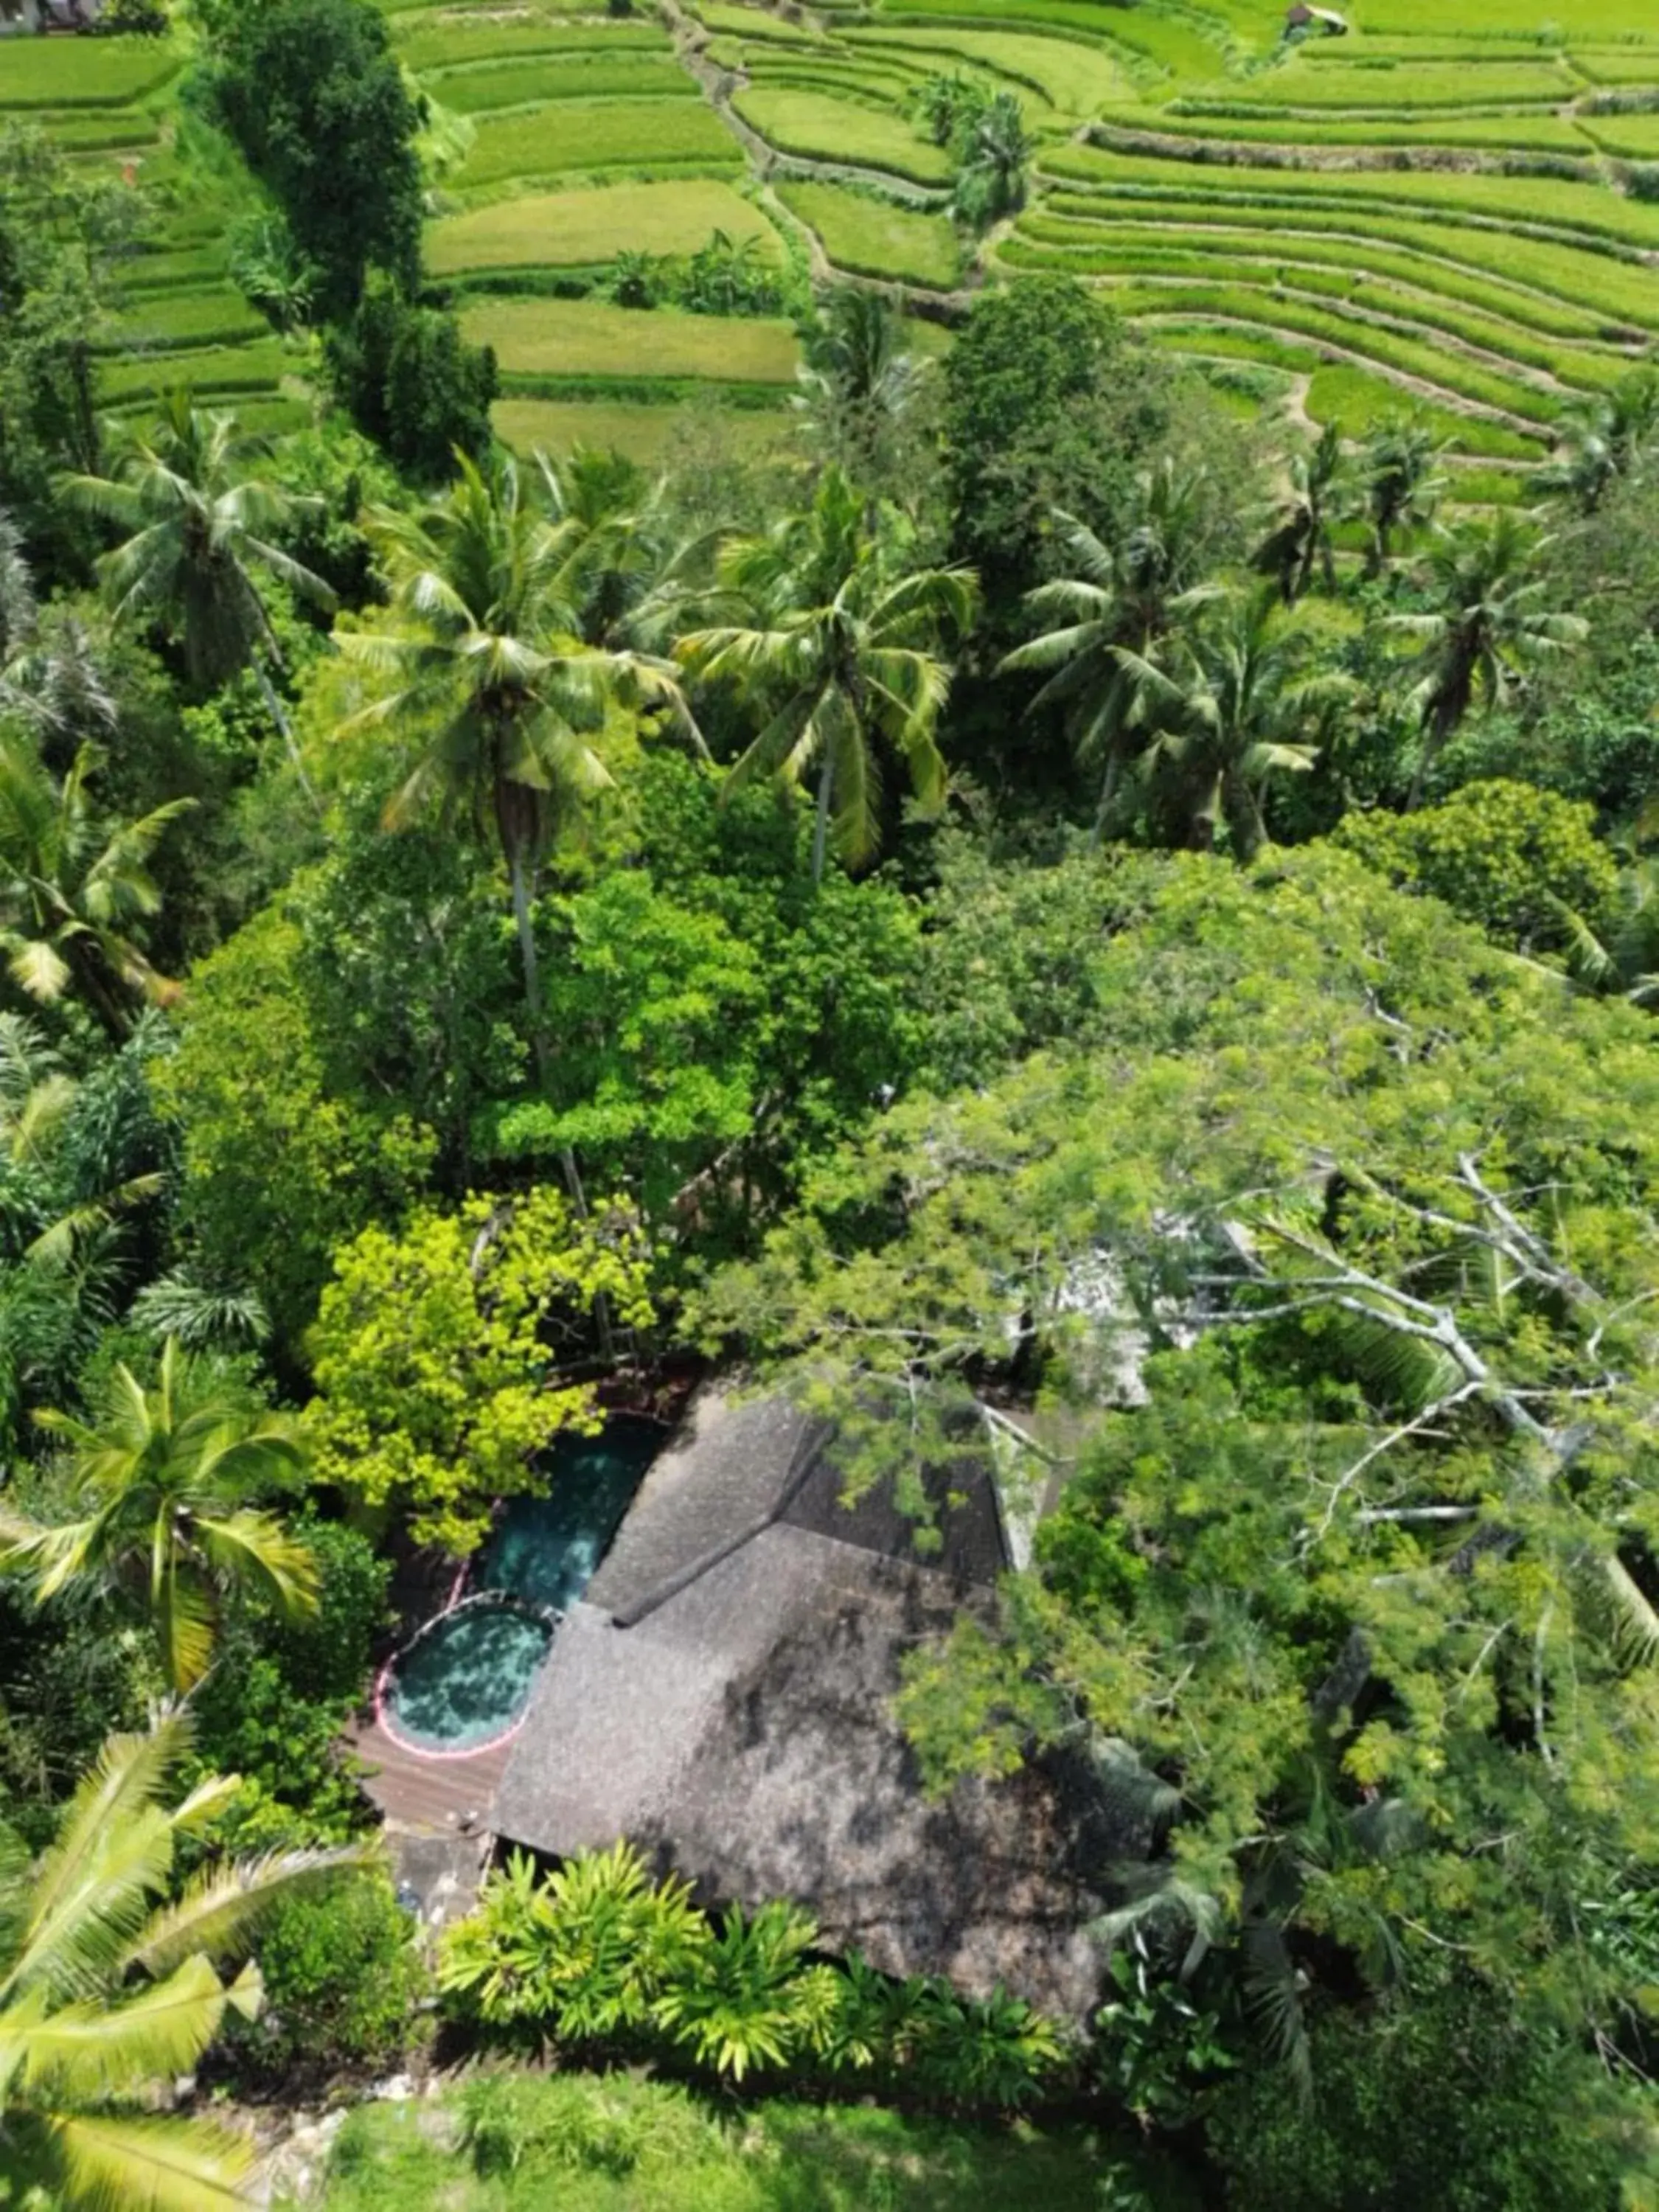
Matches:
[[344, 1710, 515, 1836]]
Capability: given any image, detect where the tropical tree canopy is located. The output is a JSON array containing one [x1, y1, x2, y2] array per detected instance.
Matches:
[[698, 844, 1659, 2085], [1000, 462, 1222, 842], [676, 466, 977, 882], [58, 391, 335, 695], [0, 731, 192, 1037]]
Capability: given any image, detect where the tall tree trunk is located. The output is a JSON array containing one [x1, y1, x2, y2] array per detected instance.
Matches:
[[810, 743, 834, 887], [1088, 752, 1121, 852], [251, 652, 321, 813], [1223, 768, 1266, 863], [1406, 653, 1470, 811], [504, 808, 613, 1360]]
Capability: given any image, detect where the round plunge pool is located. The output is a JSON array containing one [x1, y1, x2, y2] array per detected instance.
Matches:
[[380, 1596, 552, 1754]]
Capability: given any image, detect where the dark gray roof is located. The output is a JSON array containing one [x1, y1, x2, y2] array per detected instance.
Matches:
[[493, 1391, 1115, 2017]]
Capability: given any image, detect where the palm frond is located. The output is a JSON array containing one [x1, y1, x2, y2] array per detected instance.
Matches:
[[48, 2109, 255, 2212], [127, 1846, 374, 1980]]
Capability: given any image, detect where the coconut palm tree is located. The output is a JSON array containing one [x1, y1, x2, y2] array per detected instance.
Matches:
[[0, 1336, 316, 1692], [1, 1708, 364, 2211], [1541, 365, 1659, 515], [675, 465, 977, 885], [1388, 511, 1587, 808], [56, 391, 334, 794], [1, 612, 120, 751], [1121, 585, 1351, 860], [1360, 416, 1445, 578], [531, 445, 711, 660], [796, 287, 926, 489], [0, 730, 192, 1038], [336, 448, 693, 1090], [1554, 852, 1659, 1004], [1000, 462, 1222, 844], [953, 90, 1033, 228], [1255, 422, 1349, 603], [0, 504, 36, 665]]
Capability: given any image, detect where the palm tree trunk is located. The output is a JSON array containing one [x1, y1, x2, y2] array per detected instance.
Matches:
[[810, 744, 834, 888], [507, 825, 614, 1360], [1088, 753, 1122, 852], [1406, 657, 1470, 810], [1224, 769, 1267, 864], [250, 650, 321, 815]]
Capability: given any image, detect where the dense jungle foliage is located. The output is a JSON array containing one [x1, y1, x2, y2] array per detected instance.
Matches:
[[7, 1, 1659, 2205]]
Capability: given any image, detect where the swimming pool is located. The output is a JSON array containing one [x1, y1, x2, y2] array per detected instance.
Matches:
[[383, 1597, 552, 1753], [482, 1415, 662, 1614], [379, 1416, 663, 1756]]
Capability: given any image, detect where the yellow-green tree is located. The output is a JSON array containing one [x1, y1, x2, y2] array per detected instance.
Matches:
[[306, 1189, 654, 1555]]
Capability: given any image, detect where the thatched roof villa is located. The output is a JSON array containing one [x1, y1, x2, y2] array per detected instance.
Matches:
[[491, 1391, 1124, 2018]]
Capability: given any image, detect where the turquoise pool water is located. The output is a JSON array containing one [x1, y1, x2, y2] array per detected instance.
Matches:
[[384, 1602, 551, 1752], [383, 1417, 662, 1750], [481, 1416, 662, 1614]]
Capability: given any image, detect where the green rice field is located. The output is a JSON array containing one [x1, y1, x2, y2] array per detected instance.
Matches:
[[462, 297, 799, 388], [18, 0, 1659, 498], [429, 181, 779, 279], [775, 181, 961, 287], [2, 29, 292, 419]]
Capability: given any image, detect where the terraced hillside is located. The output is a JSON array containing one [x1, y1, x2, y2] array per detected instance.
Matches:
[[13, 0, 1659, 487], [0, 31, 308, 433], [392, 0, 805, 459], [680, 0, 1659, 495]]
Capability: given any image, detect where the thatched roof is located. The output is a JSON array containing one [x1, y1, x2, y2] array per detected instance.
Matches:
[[492, 1394, 1121, 2018]]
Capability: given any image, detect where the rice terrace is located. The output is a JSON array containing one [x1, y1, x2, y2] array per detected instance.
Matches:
[[9, 0, 1657, 485]]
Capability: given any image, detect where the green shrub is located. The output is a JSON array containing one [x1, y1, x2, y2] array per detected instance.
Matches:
[[93, 0, 170, 32], [438, 1842, 1071, 2107], [1334, 778, 1619, 951], [1203, 1973, 1638, 2212], [439, 1843, 705, 2037], [230, 1870, 431, 2081], [323, 274, 497, 479], [650, 1899, 827, 2081]]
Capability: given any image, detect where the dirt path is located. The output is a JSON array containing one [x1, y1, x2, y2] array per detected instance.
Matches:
[[661, 0, 952, 208]]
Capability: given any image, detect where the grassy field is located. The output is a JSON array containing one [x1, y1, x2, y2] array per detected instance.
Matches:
[[298, 2075, 1140, 2212], [732, 85, 955, 182], [0, 37, 177, 106], [458, 102, 739, 189], [430, 181, 779, 277], [493, 396, 794, 462], [776, 179, 960, 285], [462, 297, 799, 383], [104, 288, 268, 352], [392, 15, 665, 69], [849, 24, 1133, 112], [98, 339, 293, 404], [439, 61, 700, 116], [34, 0, 1659, 503], [10, 27, 291, 422]]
